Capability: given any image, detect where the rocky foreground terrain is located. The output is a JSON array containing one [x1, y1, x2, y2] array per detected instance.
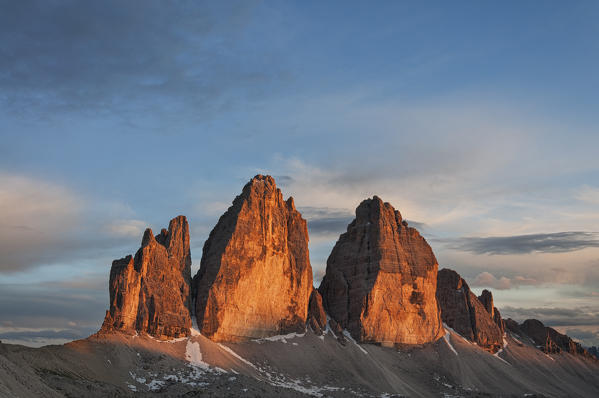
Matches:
[[1, 175, 598, 397]]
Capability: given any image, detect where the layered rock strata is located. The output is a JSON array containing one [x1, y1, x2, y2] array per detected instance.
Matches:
[[436, 269, 503, 353], [194, 175, 313, 342], [319, 196, 444, 346], [101, 216, 192, 339]]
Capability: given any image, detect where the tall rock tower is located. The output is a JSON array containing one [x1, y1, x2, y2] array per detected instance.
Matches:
[[101, 216, 192, 339], [194, 175, 313, 342], [319, 196, 444, 346]]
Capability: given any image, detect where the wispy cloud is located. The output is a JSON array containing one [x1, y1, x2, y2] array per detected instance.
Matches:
[[0, 1, 275, 130], [0, 327, 97, 347], [299, 206, 354, 237], [472, 271, 513, 290], [470, 271, 541, 290], [102, 219, 147, 238], [552, 326, 599, 347], [576, 185, 599, 205], [501, 305, 599, 327], [441, 232, 599, 255], [0, 173, 149, 273], [0, 173, 83, 272]]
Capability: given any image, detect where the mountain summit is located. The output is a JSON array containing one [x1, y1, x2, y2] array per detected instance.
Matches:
[[193, 175, 313, 341], [319, 196, 444, 346]]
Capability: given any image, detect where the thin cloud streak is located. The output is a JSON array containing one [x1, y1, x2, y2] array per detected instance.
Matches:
[[501, 305, 599, 327], [440, 232, 599, 255], [0, 172, 153, 273]]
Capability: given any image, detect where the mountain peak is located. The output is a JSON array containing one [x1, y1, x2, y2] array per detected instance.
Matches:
[[320, 197, 442, 346], [100, 216, 192, 339], [194, 175, 312, 342]]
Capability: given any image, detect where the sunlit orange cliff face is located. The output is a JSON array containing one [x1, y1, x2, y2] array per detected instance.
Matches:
[[101, 216, 192, 339], [193, 175, 314, 341]]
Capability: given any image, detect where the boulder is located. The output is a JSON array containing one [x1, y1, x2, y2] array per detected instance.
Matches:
[[101, 216, 192, 339], [194, 175, 313, 342], [436, 269, 503, 353], [319, 196, 443, 346]]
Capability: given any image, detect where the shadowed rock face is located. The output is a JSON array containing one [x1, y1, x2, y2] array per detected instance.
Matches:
[[319, 196, 443, 346], [101, 216, 192, 339], [519, 319, 590, 356], [307, 289, 327, 335], [437, 269, 503, 353], [478, 289, 505, 333], [194, 175, 313, 342]]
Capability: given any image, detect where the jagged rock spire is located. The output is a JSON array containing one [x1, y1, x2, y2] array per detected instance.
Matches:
[[101, 216, 192, 339], [193, 175, 313, 342], [437, 268, 503, 352]]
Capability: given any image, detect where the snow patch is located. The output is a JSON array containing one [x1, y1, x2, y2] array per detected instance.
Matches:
[[264, 376, 341, 397], [443, 323, 470, 344], [185, 340, 210, 370], [512, 335, 524, 345], [190, 314, 201, 336], [253, 331, 306, 343], [342, 330, 368, 354], [443, 330, 458, 356], [493, 336, 511, 364], [129, 371, 146, 383], [493, 352, 511, 365], [218, 343, 258, 370], [147, 379, 165, 391]]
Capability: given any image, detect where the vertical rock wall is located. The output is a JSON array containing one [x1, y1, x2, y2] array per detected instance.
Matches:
[[319, 196, 444, 346], [194, 175, 313, 342], [101, 216, 192, 339]]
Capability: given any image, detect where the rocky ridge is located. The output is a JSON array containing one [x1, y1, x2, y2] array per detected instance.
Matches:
[[436, 268, 503, 353], [95, 175, 594, 364], [505, 318, 592, 357], [13, 174, 597, 397]]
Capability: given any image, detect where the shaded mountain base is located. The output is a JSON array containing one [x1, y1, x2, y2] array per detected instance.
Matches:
[[1, 328, 599, 397]]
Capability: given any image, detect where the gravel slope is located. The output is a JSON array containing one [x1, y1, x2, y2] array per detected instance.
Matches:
[[1, 328, 598, 397]]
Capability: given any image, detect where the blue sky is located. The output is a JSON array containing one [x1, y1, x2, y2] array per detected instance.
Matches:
[[1, 1, 599, 347]]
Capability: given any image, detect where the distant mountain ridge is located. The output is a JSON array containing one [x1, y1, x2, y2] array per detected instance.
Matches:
[[4, 174, 595, 397], [99, 174, 593, 359]]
